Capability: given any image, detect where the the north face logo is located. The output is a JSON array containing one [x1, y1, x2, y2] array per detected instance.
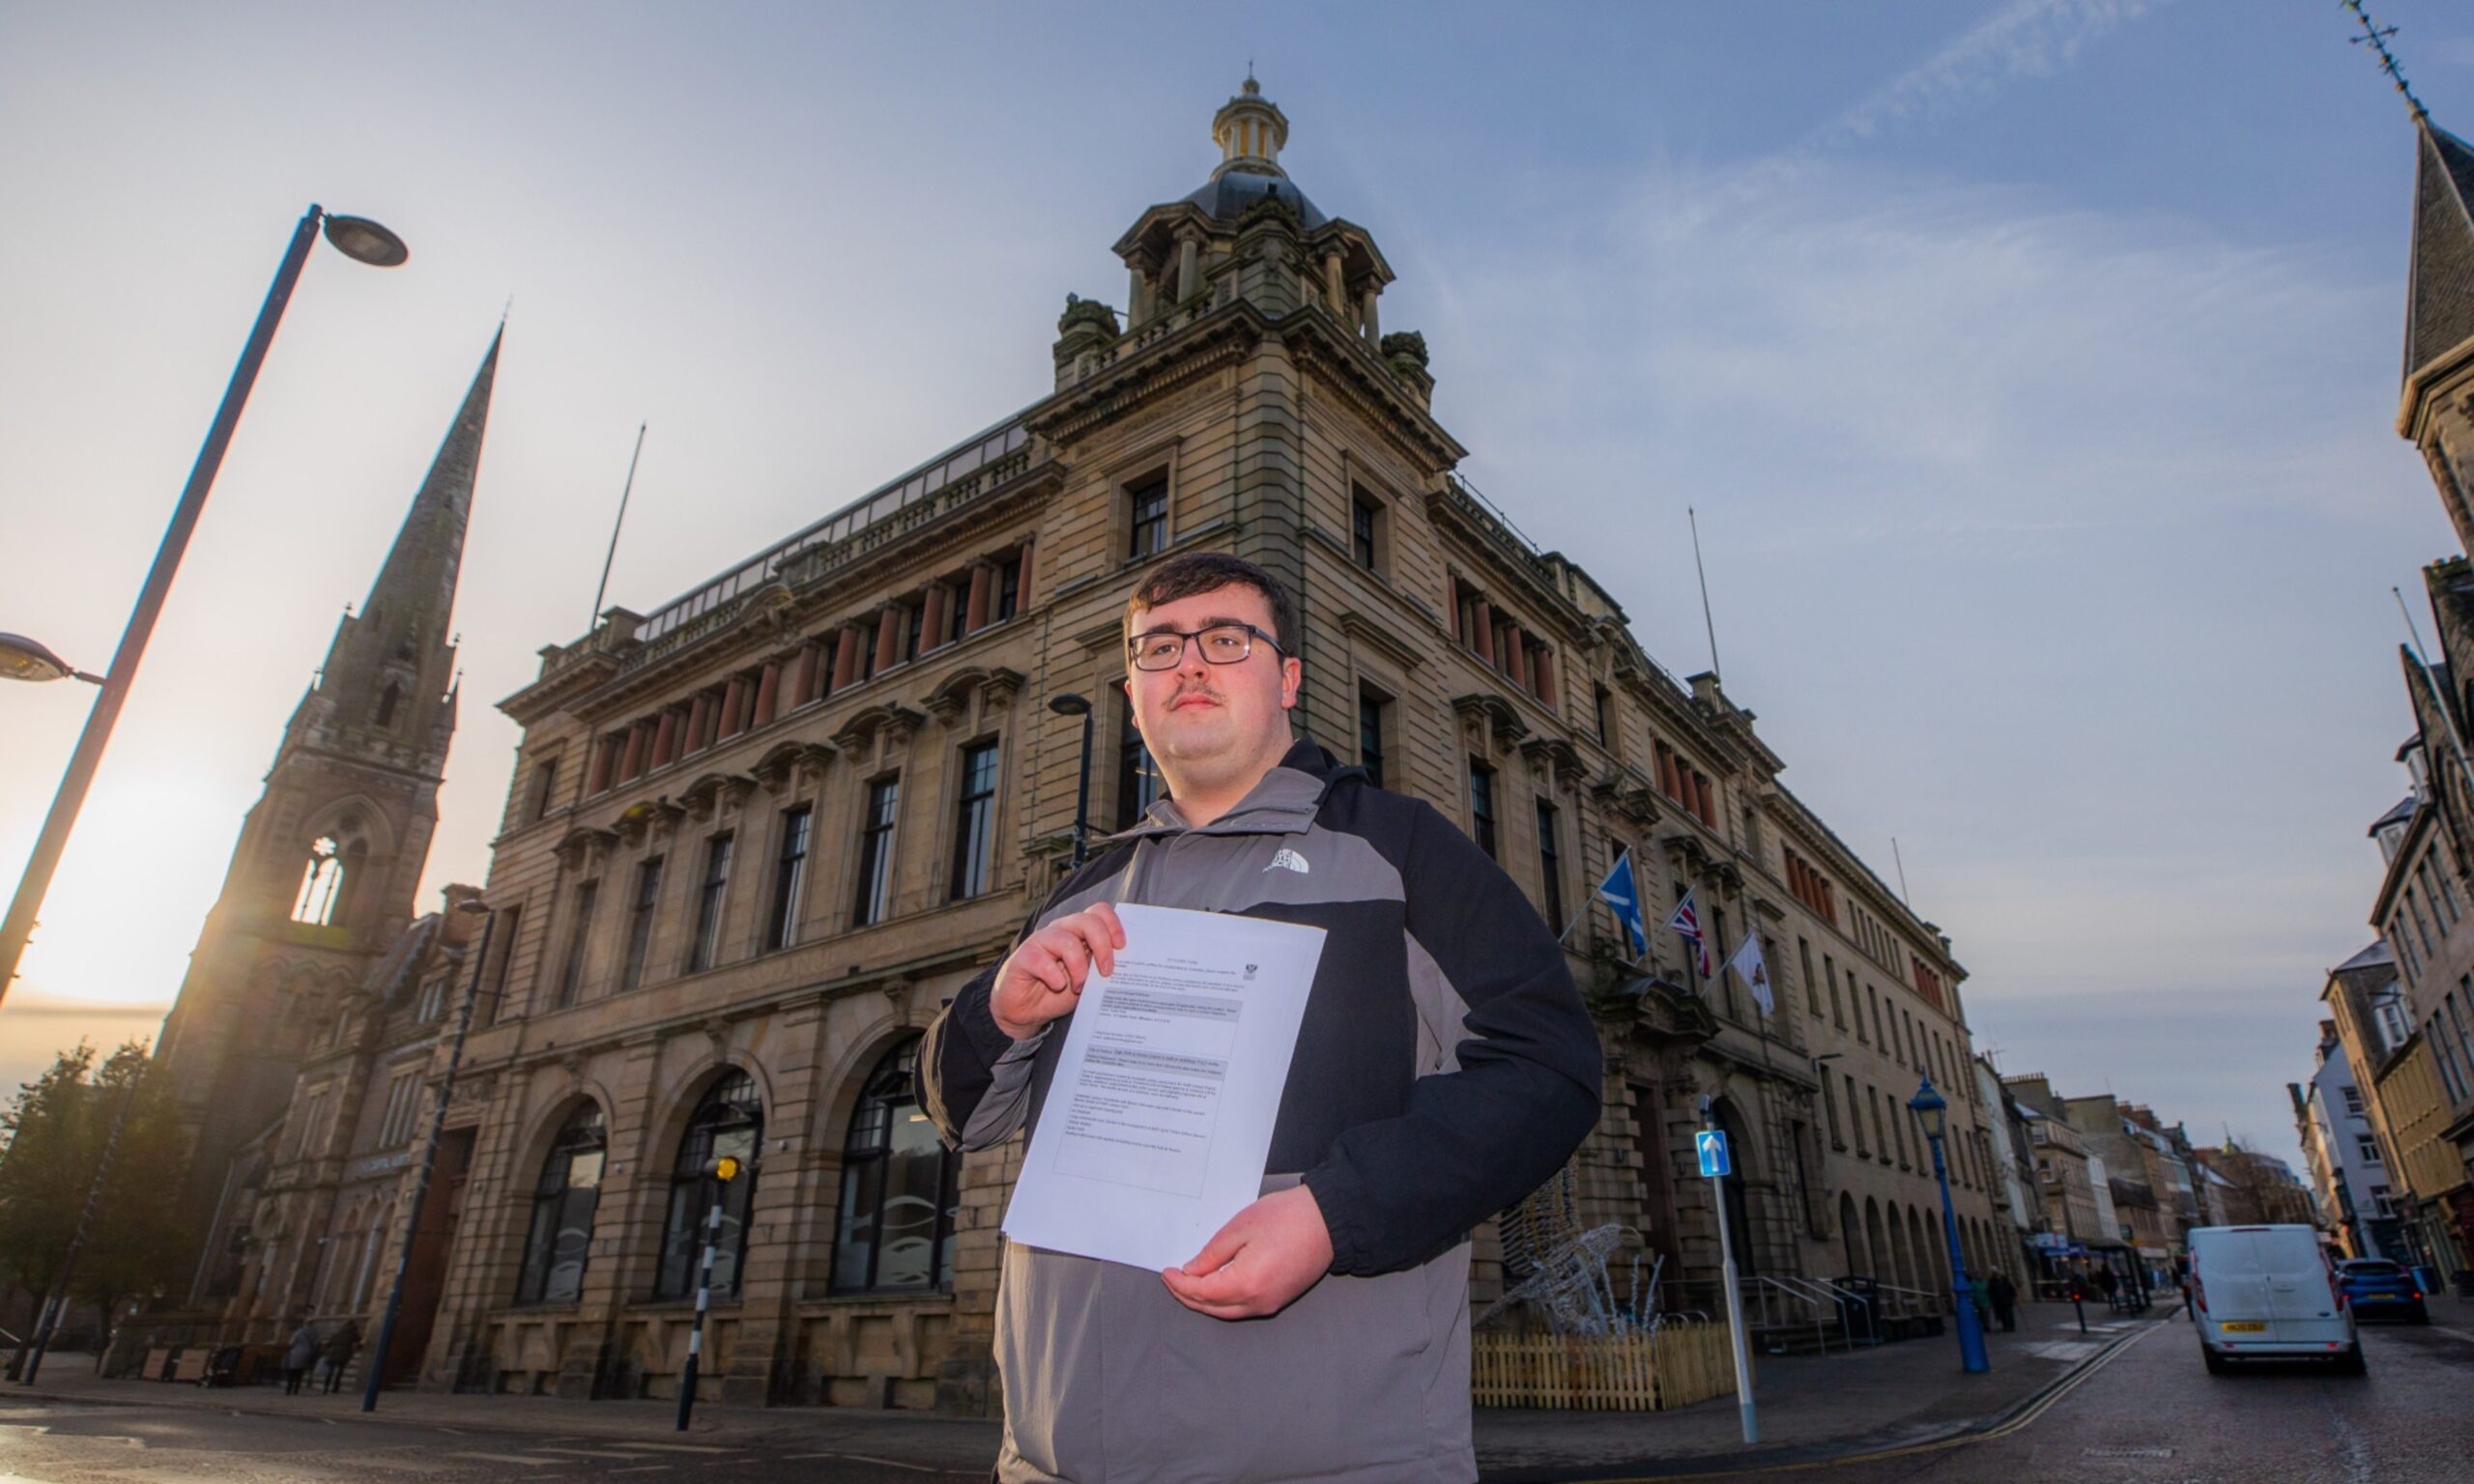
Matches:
[[1265, 848, 1309, 875]]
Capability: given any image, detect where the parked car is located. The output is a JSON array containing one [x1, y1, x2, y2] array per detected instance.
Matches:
[[2188, 1224, 2363, 1375], [2335, 1258, 2431, 1324]]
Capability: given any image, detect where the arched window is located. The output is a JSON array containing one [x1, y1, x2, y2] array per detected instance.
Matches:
[[375, 681, 403, 728], [294, 838, 346, 926], [516, 1104, 606, 1305], [831, 1039, 958, 1293], [654, 1070, 762, 1299]]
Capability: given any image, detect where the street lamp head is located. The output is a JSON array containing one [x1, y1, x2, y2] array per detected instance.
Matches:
[[1908, 1076, 1947, 1142], [321, 214, 409, 269], [1049, 692, 1092, 718], [0, 633, 79, 684]]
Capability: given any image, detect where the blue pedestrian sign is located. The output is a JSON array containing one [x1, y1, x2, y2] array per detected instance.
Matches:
[[1696, 1129, 1731, 1179]]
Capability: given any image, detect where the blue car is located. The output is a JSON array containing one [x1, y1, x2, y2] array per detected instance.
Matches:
[[2336, 1258, 2431, 1323]]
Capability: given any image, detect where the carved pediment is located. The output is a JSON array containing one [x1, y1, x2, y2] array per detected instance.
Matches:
[[1450, 692, 1528, 750], [753, 741, 833, 793], [922, 666, 1032, 726], [835, 702, 926, 754], [553, 825, 619, 872], [1660, 832, 1740, 892], [733, 581, 797, 637], [613, 797, 685, 846], [679, 772, 757, 820], [1518, 735, 1586, 792], [1591, 767, 1661, 828]]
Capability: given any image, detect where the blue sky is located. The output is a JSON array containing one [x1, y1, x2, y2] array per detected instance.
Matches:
[[3, 0, 2466, 1167]]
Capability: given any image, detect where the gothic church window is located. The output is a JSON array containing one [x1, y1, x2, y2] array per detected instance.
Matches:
[[375, 682, 402, 729], [293, 837, 348, 926]]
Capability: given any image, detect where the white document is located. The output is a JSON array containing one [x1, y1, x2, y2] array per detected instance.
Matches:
[[1000, 903, 1326, 1272]]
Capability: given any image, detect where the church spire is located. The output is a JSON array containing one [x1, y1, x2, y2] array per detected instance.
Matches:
[[360, 325, 500, 647]]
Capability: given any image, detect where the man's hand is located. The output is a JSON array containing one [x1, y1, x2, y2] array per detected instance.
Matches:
[[989, 902, 1126, 1041], [1160, 1184, 1334, 1320]]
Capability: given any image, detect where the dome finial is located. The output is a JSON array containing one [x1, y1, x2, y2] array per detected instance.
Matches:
[[1212, 72, 1287, 180]]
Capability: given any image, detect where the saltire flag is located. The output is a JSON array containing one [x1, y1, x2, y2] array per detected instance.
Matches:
[[1666, 889, 1712, 981], [1594, 851, 1648, 958], [1727, 932, 1773, 1016]]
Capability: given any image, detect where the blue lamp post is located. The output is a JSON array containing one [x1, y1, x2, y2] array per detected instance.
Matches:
[[1910, 1075, 1990, 1373]]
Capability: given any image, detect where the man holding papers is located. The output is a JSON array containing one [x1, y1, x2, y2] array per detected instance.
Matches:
[[919, 553, 1601, 1484]]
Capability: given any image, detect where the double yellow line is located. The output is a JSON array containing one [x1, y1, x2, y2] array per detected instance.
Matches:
[[1568, 1321, 2162, 1482]]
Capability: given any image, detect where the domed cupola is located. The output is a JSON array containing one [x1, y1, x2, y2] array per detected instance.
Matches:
[[1213, 75, 1287, 180]]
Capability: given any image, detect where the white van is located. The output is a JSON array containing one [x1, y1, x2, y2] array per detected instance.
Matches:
[[2188, 1224, 2362, 1374]]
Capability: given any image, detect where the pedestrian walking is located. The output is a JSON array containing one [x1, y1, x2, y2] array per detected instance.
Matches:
[[918, 553, 1601, 1484], [1969, 1273, 1992, 1331], [2095, 1264, 2120, 1310], [281, 1321, 318, 1396], [1987, 1270, 2018, 1332], [319, 1318, 360, 1395]]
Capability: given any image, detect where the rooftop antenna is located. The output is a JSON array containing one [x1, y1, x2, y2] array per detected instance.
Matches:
[[1891, 837, 1913, 907], [2345, 0, 2429, 123], [1688, 506, 1720, 684], [589, 424, 648, 632]]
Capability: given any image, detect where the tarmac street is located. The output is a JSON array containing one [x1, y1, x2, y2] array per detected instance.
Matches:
[[0, 1309, 2467, 1482]]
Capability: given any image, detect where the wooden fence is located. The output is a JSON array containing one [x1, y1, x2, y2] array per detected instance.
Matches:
[[1470, 1324, 1740, 1412]]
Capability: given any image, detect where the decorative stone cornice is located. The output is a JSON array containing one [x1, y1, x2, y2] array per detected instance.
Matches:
[[679, 772, 757, 821], [552, 825, 619, 872], [1518, 735, 1586, 793], [1336, 609, 1426, 673], [1590, 766, 1661, 828], [833, 702, 926, 754], [1451, 692, 1527, 750], [752, 741, 833, 794], [921, 666, 1028, 726]]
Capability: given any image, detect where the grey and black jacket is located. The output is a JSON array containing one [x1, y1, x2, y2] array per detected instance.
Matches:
[[919, 740, 1602, 1484]]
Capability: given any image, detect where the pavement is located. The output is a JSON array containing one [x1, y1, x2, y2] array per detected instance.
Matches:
[[0, 1300, 2186, 1480]]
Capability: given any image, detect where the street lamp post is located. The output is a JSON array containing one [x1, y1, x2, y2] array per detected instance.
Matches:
[[361, 898, 491, 1412], [1910, 1076, 1991, 1373], [1048, 694, 1095, 868], [0, 205, 407, 1011]]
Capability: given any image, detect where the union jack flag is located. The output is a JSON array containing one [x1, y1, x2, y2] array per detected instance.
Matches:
[[1666, 889, 1712, 982]]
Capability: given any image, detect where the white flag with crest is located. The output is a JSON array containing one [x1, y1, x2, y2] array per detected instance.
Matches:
[[1726, 932, 1772, 1016]]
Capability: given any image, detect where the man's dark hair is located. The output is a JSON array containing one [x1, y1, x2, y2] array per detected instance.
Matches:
[[1125, 552, 1299, 657]]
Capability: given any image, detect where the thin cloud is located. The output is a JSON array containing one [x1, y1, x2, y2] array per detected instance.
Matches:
[[1809, 0, 2167, 151]]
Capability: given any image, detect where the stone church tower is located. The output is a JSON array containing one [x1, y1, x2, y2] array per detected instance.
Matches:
[[156, 329, 502, 1240]]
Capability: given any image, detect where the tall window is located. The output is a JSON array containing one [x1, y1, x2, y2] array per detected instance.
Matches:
[[654, 1070, 762, 1299], [853, 779, 900, 927], [484, 903, 523, 1023], [996, 555, 1022, 621], [833, 1040, 959, 1292], [1351, 490, 1381, 571], [764, 808, 810, 952], [688, 834, 733, 972], [293, 837, 347, 926], [1593, 685, 1613, 748], [377, 1071, 421, 1146], [375, 682, 402, 728], [1536, 798, 1565, 929], [1469, 760, 1498, 858], [904, 603, 924, 665], [1127, 475, 1168, 559], [951, 742, 1000, 900], [620, 856, 663, 991], [555, 880, 598, 1009], [1116, 694, 1160, 830], [1358, 690, 1388, 788], [515, 1104, 606, 1305], [529, 756, 561, 821]]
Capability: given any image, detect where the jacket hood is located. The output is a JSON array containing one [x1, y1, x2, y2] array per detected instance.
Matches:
[[1106, 737, 1365, 842]]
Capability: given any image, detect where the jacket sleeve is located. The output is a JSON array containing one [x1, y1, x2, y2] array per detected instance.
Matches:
[[1302, 800, 1603, 1276], [915, 909, 1049, 1153]]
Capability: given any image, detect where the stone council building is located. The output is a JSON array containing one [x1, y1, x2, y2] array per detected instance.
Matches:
[[221, 83, 2005, 1410]]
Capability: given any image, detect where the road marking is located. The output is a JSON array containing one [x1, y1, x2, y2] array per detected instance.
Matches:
[[780, 1453, 957, 1473], [532, 1446, 664, 1459], [447, 1451, 569, 1466], [611, 1442, 734, 1454]]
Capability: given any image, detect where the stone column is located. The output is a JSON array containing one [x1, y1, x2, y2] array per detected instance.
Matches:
[[753, 659, 783, 728], [1128, 260, 1152, 325], [685, 692, 713, 755], [1323, 251, 1345, 315], [719, 675, 749, 738], [1361, 285, 1380, 342], [1507, 629, 1528, 691], [1535, 647, 1558, 709], [874, 607, 902, 673], [651, 708, 680, 769], [1471, 599, 1495, 666], [791, 643, 819, 705], [586, 734, 615, 794], [1177, 231, 1201, 302], [1015, 541, 1034, 612], [920, 585, 949, 652], [964, 563, 992, 635], [618, 719, 649, 780], [833, 625, 863, 694]]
